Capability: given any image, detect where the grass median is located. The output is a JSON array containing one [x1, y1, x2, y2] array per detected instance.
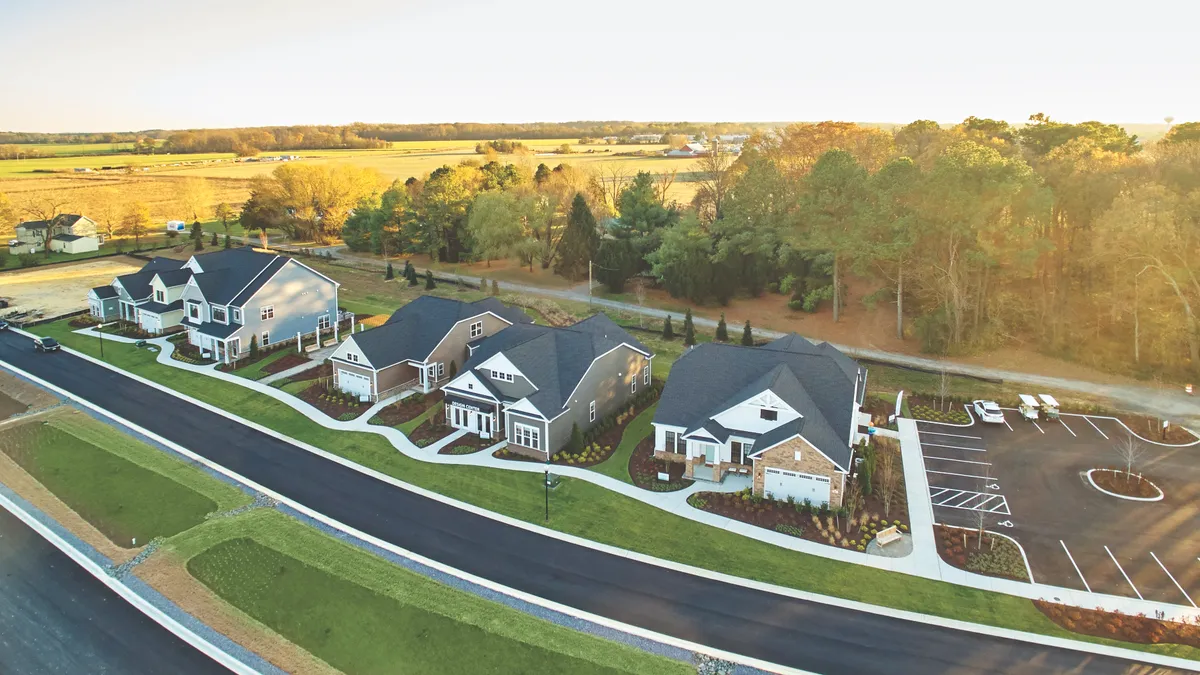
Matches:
[[33, 318, 1200, 661]]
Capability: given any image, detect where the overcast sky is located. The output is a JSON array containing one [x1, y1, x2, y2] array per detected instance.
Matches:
[[2, 0, 1197, 132]]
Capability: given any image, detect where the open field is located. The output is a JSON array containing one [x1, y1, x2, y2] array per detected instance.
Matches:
[[0, 255, 145, 315], [15, 142, 138, 156], [0, 152, 237, 178]]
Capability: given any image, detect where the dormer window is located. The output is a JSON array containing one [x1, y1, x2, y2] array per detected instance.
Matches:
[[760, 409, 778, 421], [231, 308, 241, 323], [211, 306, 227, 323], [469, 320, 484, 338], [154, 289, 165, 303]]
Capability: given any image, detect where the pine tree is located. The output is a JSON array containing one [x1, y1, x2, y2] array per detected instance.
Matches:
[[385, 262, 394, 280], [491, 279, 499, 296], [403, 260, 415, 281], [683, 308, 696, 346], [424, 269, 436, 290], [223, 234, 231, 249], [210, 231, 218, 246], [741, 320, 754, 346], [190, 220, 204, 251], [449, 360, 458, 379], [249, 334, 259, 359], [662, 315, 674, 340], [554, 193, 600, 281], [715, 313, 728, 342], [567, 422, 584, 454]]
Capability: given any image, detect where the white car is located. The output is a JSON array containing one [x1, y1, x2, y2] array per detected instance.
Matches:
[[973, 400, 1005, 423]]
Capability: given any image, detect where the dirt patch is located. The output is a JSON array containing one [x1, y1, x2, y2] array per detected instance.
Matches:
[[629, 437, 693, 492], [0, 392, 26, 421], [298, 383, 369, 421], [935, 524, 1030, 582], [0, 256, 145, 318], [135, 550, 340, 675], [1110, 414, 1198, 444], [370, 391, 443, 427], [281, 362, 332, 384], [1090, 469, 1162, 498], [0, 371, 60, 412], [1035, 599, 1200, 648], [260, 352, 311, 375]]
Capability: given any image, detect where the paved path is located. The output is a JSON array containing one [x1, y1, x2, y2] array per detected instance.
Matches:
[[321, 247, 1200, 427], [6, 332, 1199, 673], [259, 344, 338, 385], [0, 506, 228, 675]]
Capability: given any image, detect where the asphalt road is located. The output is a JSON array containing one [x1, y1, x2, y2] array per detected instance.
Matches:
[[0, 506, 228, 675], [0, 331, 1193, 675]]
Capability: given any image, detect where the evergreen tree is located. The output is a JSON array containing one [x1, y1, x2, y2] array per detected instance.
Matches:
[[403, 260, 415, 281], [662, 315, 674, 340], [534, 163, 551, 185], [683, 308, 696, 346], [715, 313, 728, 342], [424, 269, 436, 290], [190, 220, 204, 251], [249, 334, 259, 360], [385, 262, 394, 280], [210, 231, 218, 246], [449, 360, 458, 379], [491, 279, 500, 296], [554, 193, 600, 281], [741, 320, 754, 346], [223, 234, 231, 249], [567, 422, 584, 454]]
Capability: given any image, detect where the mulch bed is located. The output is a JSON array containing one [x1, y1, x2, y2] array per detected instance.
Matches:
[[409, 417, 456, 447], [935, 524, 1029, 582], [628, 437, 693, 492], [438, 433, 495, 455], [298, 383, 369, 421], [1035, 600, 1200, 648], [260, 352, 311, 375], [860, 396, 898, 430], [909, 395, 970, 424], [170, 342, 214, 365], [281, 363, 331, 385], [1090, 469, 1161, 498], [547, 389, 660, 467], [69, 317, 100, 328], [493, 448, 542, 463], [371, 391, 444, 427], [1111, 413, 1197, 444]]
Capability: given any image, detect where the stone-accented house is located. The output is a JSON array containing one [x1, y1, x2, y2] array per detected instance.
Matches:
[[328, 296, 531, 401], [440, 314, 653, 455], [10, 214, 100, 255], [651, 334, 868, 507]]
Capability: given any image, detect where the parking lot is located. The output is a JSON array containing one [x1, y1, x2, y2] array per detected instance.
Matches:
[[918, 408, 1200, 608]]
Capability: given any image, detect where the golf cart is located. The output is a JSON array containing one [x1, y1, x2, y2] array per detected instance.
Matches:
[[1038, 394, 1060, 420], [1017, 394, 1040, 422]]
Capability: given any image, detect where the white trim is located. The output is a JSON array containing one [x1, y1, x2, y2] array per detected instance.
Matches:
[[330, 335, 375, 369], [476, 352, 532, 389], [259, 305, 274, 321], [589, 400, 596, 422], [513, 421, 542, 451], [505, 397, 547, 420]]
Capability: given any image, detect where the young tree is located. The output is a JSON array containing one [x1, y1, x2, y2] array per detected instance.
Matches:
[[385, 262, 395, 280], [555, 193, 601, 280], [1113, 434, 1145, 481], [741, 320, 754, 346], [683, 308, 696, 346], [249, 334, 259, 360], [403, 260, 415, 282], [408, 264, 419, 287], [190, 220, 204, 251], [715, 313, 728, 342], [121, 201, 151, 250], [878, 446, 898, 518], [449, 360, 458, 379], [210, 231, 218, 246], [567, 422, 584, 454], [843, 479, 863, 533], [491, 279, 499, 296], [662, 315, 675, 340], [223, 234, 231, 249], [424, 268, 436, 290]]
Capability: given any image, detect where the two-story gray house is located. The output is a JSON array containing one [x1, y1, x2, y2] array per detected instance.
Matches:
[[89, 256, 188, 324], [440, 314, 653, 455], [175, 247, 340, 363]]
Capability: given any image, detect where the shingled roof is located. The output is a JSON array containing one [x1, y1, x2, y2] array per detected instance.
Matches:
[[653, 335, 865, 471], [187, 247, 286, 306], [461, 313, 651, 417], [114, 257, 188, 301], [347, 296, 532, 369]]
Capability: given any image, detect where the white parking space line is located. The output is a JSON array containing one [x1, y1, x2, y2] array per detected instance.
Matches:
[[1150, 552, 1197, 607], [930, 488, 1010, 515], [1003, 418, 1013, 432], [1059, 418, 1077, 437], [923, 456, 992, 466], [1105, 545, 1143, 599], [926, 469, 994, 481], [1060, 540, 1092, 593], [920, 442, 988, 453], [918, 431, 983, 440], [1085, 416, 1109, 439], [1032, 421, 1045, 434]]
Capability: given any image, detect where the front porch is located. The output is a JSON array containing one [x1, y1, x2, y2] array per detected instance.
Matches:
[[192, 332, 244, 366]]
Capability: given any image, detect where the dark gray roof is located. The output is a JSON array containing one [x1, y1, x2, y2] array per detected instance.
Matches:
[[17, 220, 49, 231], [138, 299, 184, 314], [154, 268, 194, 287], [194, 321, 242, 339], [229, 256, 290, 306], [52, 233, 87, 242], [115, 257, 187, 300], [90, 285, 118, 299], [188, 247, 283, 306], [654, 335, 865, 471], [461, 313, 651, 417], [349, 296, 533, 368], [18, 214, 85, 231]]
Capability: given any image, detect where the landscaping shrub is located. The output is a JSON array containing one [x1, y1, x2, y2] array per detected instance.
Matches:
[[911, 404, 970, 424], [774, 524, 804, 538]]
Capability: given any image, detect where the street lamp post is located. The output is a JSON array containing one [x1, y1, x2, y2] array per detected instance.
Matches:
[[544, 463, 550, 522], [98, 322, 104, 360]]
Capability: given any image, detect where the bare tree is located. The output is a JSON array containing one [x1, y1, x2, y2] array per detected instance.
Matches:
[[878, 447, 898, 518], [23, 195, 70, 257], [653, 168, 678, 206], [843, 479, 863, 533], [1113, 434, 1145, 481], [691, 148, 735, 224], [590, 164, 630, 215], [937, 363, 950, 411]]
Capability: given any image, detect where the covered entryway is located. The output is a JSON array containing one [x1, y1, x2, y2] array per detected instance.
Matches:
[[763, 467, 831, 505], [339, 371, 373, 398]]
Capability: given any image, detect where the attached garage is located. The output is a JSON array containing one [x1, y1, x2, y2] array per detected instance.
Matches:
[[337, 370, 373, 398], [763, 467, 831, 506]]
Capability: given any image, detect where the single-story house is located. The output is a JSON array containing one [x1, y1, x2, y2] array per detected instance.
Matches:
[[87, 285, 120, 321], [328, 296, 531, 401], [440, 314, 653, 454], [651, 334, 868, 507]]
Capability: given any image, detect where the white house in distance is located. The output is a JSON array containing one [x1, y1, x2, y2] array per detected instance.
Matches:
[[9, 214, 100, 255]]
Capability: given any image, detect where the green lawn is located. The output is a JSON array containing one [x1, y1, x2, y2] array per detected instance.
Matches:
[[228, 349, 302, 381], [397, 401, 443, 435], [33, 318, 1200, 660], [0, 239, 177, 270], [0, 411, 247, 545], [591, 404, 656, 484], [184, 520, 681, 675]]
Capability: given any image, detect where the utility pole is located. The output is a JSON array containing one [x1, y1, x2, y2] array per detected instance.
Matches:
[[588, 259, 593, 307]]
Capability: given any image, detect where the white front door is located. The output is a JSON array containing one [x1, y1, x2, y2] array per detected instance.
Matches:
[[480, 413, 492, 439], [339, 370, 372, 398], [764, 467, 831, 505]]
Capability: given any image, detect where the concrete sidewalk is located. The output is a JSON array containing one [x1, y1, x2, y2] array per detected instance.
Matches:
[[259, 344, 338, 385]]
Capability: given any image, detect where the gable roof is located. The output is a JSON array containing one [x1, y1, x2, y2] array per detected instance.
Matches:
[[52, 233, 87, 242], [346, 296, 533, 369], [460, 313, 651, 417], [154, 268, 194, 287], [17, 214, 85, 231], [184, 246, 284, 305], [653, 335, 865, 471], [114, 257, 188, 301], [89, 285, 118, 299]]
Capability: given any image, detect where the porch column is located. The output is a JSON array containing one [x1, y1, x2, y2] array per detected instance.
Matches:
[[334, 314, 340, 342], [297, 331, 302, 353]]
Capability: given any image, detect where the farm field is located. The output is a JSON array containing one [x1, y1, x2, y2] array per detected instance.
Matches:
[[12, 142, 138, 156], [0, 152, 237, 178]]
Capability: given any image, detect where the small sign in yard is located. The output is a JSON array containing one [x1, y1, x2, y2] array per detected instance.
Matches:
[[657, 471, 670, 481]]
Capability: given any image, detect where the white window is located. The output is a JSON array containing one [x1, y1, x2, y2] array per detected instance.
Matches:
[[665, 430, 681, 453], [260, 305, 274, 321], [490, 370, 514, 383], [469, 320, 483, 338], [212, 306, 227, 323], [589, 400, 596, 422], [794, 450, 803, 461], [231, 308, 241, 323], [347, 353, 359, 364], [154, 289, 165, 303], [187, 302, 201, 320], [433, 362, 445, 378], [318, 314, 331, 330], [260, 331, 270, 346], [513, 422, 540, 449], [631, 378, 637, 394], [643, 365, 650, 386]]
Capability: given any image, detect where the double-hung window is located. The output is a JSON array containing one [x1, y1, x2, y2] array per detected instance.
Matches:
[[589, 400, 596, 422], [643, 365, 650, 386], [154, 289, 165, 303], [211, 306, 227, 323], [260, 305, 274, 321], [318, 314, 331, 330], [469, 320, 483, 338], [631, 377, 637, 394], [231, 308, 241, 323], [490, 370, 514, 383], [187, 302, 201, 321], [513, 422, 540, 450], [260, 331, 270, 346], [664, 430, 681, 453]]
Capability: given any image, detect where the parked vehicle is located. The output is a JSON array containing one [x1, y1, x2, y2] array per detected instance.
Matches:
[[34, 337, 61, 352], [972, 400, 1005, 423], [1038, 394, 1060, 420], [0, 319, 8, 331], [1018, 394, 1040, 422]]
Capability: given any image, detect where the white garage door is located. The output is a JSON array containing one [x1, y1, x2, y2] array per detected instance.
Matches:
[[338, 370, 372, 398], [140, 314, 161, 334], [764, 467, 830, 506]]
